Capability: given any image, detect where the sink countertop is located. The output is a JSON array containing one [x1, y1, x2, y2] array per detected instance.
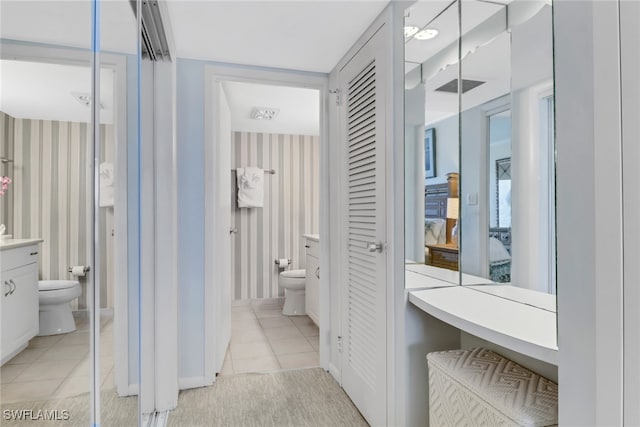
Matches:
[[303, 234, 319, 242], [0, 238, 44, 251]]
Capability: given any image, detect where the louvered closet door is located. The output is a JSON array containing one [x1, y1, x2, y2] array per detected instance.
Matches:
[[339, 26, 388, 427]]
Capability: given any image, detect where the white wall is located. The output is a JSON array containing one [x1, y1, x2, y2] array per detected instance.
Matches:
[[425, 114, 458, 187], [555, 1, 625, 424], [404, 83, 425, 262]]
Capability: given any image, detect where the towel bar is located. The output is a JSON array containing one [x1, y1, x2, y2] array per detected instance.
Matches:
[[232, 168, 276, 175]]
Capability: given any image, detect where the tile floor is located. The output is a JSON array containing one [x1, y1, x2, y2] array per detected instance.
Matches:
[[221, 299, 320, 376], [0, 315, 115, 404]]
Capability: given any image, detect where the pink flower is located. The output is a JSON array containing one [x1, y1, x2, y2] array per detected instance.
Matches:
[[0, 176, 12, 196]]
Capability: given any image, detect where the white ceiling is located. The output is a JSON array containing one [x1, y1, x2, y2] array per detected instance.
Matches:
[[0, 60, 115, 124], [222, 81, 319, 136], [165, 1, 389, 72], [0, 0, 137, 54]]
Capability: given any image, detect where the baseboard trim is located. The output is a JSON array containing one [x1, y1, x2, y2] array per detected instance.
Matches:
[[178, 376, 214, 390], [329, 363, 341, 384], [73, 308, 114, 318]]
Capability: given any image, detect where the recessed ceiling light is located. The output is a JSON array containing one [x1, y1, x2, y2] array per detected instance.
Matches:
[[251, 107, 279, 120], [404, 26, 419, 38], [414, 28, 439, 40]]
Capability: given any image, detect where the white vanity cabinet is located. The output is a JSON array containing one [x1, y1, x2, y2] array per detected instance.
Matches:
[[304, 235, 320, 326], [1, 240, 42, 365]]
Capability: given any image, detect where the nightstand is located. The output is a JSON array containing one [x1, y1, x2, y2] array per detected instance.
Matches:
[[426, 244, 459, 271]]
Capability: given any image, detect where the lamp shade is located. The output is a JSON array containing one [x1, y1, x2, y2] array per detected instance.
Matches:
[[446, 197, 459, 220]]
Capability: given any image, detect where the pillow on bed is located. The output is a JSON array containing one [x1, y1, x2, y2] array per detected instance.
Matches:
[[425, 218, 446, 245]]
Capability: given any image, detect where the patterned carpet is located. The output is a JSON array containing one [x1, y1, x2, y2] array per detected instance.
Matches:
[[168, 368, 368, 427], [1, 368, 367, 427]]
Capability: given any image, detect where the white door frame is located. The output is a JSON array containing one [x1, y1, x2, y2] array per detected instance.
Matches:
[[0, 42, 132, 395], [202, 64, 329, 384]]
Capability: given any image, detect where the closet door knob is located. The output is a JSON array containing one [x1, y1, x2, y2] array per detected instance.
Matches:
[[315, 267, 320, 279], [230, 227, 238, 234], [367, 242, 383, 253], [9, 280, 16, 295], [4, 281, 11, 297]]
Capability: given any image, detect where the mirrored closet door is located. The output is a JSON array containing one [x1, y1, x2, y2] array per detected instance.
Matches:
[[0, 1, 142, 425]]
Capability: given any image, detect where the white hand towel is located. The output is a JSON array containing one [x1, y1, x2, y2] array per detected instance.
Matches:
[[237, 167, 264, 208], [99, 162, 115, 207]]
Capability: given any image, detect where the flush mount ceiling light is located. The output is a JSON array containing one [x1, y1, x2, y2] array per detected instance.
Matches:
[[404, 26, 419, 38], [414, 28, 439, 40], [71, 92, 104, 109], [251, 107, 279, 120]]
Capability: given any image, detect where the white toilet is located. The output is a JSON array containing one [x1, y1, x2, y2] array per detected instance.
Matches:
[[279, 269, 306, 316], [38, 280, 81, 336]]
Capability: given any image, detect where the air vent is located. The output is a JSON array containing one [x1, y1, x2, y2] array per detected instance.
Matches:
[[71, 92, 104, 109], [435, 79, 485, 94], [251, 107, 279, 120]]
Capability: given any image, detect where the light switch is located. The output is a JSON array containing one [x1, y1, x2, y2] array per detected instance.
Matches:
[[466, 193, 478, 205]]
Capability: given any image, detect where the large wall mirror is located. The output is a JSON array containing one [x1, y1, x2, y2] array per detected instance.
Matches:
[[404, 0, 556, 307], [405, 0, 461, 285], [0, 1, 140, 424]]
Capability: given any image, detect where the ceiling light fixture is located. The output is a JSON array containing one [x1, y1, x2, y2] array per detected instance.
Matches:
[[251, 107, 279, 120], [414, 28, 439, 40], [404, 26, 419, 38]]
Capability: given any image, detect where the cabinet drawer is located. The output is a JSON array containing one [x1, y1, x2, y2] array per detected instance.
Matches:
[[1, 245, 40, 272], [431, 250, 458, 264], [304, 239, 319, 258]]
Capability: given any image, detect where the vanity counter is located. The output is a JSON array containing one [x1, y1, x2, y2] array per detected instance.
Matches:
[[0, 238, 44, 251], [405, 264, 494, 289], [409, 286, 558, 365]]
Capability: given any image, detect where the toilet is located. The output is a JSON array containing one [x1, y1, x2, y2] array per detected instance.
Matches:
[[279, 269, 306, 316], [38, 280, 81, 336]]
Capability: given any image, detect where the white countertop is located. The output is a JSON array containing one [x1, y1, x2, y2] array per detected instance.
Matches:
[[303, 234, 319, 242], [405, 264, 495, 289], [409, 286, 558, 365], [467, 284, 557, 313], [0, 238, 44, 251]]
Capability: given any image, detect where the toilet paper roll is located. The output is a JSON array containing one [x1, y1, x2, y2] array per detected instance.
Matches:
[[71, 266, 86, 277], [277, 258, 289, 268]]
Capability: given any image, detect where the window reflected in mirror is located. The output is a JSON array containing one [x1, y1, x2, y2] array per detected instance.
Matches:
[[404, 0, 557, 303], [458, 0, 556, 298]]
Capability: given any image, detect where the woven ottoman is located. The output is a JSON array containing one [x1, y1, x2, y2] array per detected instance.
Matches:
[[427, 348, 558, 426]]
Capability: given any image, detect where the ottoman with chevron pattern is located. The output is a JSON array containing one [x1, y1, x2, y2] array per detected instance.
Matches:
[[427, 348, 558, 426]]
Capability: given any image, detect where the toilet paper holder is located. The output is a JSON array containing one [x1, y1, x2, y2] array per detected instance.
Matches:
[[68, 266, 91, 274], [274, 259, 291, 266]]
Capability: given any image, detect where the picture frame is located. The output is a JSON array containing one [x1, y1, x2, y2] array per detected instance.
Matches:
[[425, 127, 436, 178]]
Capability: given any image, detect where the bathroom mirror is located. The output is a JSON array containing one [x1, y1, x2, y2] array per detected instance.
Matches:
[[0, 0, 140, 424], [404, 0, 461, 285], [458, 0, 556, 298]]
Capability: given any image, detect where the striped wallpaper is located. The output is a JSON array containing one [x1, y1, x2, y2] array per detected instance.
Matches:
[[230, 132, 320, 300], [0, 112, 15, 236], [0, 111, 114, 309]]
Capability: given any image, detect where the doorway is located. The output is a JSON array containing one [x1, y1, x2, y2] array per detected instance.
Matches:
[[202, 66, 329, 385], [0, 45, 133, 415]]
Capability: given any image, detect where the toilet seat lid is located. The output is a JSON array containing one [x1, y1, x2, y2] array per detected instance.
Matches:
[[39, 280, 80, 291], [281, 269, 306, 279]]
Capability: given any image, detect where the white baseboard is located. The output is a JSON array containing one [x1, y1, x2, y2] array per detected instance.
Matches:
[[329, 363, 341, 384], [178, 376, 214, 390], [117, 383, 139, 397], [73, 308, 114, 318]]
